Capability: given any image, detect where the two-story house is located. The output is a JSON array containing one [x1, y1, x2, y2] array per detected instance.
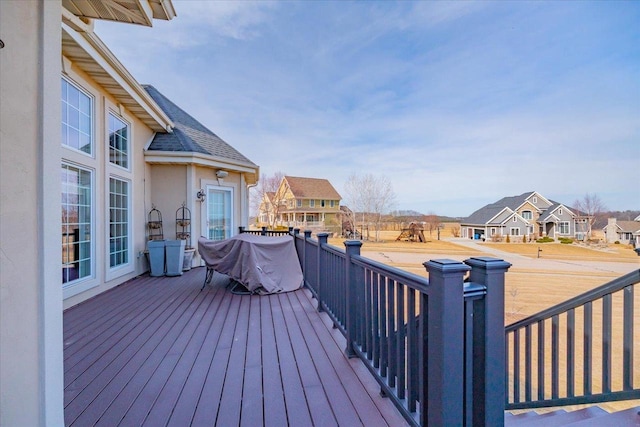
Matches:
[[259, 176, 342, 234], [461, 191, 590, 241]]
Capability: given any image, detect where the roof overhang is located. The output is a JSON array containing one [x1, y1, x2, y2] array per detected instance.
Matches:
[[144, 151, 260, 185], [62, 0, 176, 26], [61, 21, 174, 133]]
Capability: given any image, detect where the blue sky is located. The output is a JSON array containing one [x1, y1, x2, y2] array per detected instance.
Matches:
[[96, 1, 639, 217]]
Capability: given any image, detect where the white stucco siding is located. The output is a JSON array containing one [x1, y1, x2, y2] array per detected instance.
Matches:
[[0, 1, 65, 425]]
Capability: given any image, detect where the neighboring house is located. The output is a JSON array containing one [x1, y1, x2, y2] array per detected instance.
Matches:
[[461, 191, 590, 241], [259, 176, 342, 233], [258, 191, 277, 227], [603, 218, 640, 245], [0, 2, 255, 425]]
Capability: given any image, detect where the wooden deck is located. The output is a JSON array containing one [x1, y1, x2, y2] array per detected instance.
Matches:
[[63, 267, 408, 426]]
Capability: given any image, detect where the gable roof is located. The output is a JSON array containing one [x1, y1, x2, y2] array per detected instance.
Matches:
[[612, 221, 640, 233], [143, 85, 257, 167], [464, 192, 533, 225], [283, 176, 341, 200]]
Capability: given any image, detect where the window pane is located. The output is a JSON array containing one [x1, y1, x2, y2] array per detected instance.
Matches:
[[61, 164, 92, 285], [61, 78, 92, 155], [109, 113, 129, 169], [109, 177, 129, 268]]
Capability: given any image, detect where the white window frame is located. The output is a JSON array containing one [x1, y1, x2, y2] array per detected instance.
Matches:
[[522, 210, 532, 220], [296, 199, 302, 208], [510, 227, 521, 236], [202, 184, 235, 241], [558, 208, 563, 216], [61, 76, 94, 157], [533, 196, 538, 203], [61, 162, 98, 299], [558, 221, 570, 235], [330, 200, 335, 208], [108, 111, 130, 171], [310, 199, 315, 208], [106, 176, 134, 280]]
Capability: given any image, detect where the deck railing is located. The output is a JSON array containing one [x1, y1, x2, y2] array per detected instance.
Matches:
[[238, 226, 292, 236], [292, 229, 511, 427], [505, 268, 640, 410]]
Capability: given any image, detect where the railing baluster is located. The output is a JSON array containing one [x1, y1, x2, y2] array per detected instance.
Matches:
[[373, 272, 380, 369], [583, 302, 592, 396], [602, 294, 612, 394], [365, 269, 373, 360], [514, 329, 520, 403], [407, 288, 417, 413], [380, 276, 388, 378], [567, 308, 575, 398], [537, 320, 545, 401], [396, 283, 406, 400], [525, 325, 532, 402], [623, 285, 634, 391], [387, 279, 396, 388], [552, 315, 559, 399]]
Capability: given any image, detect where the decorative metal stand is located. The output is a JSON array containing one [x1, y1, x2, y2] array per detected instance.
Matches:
[[175, 203, 191, 247], [147, 206, 163, 241]]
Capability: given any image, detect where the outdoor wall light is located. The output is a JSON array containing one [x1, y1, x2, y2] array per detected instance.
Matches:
[[216, 170, 229, 179], [196, 189, 206, 202]]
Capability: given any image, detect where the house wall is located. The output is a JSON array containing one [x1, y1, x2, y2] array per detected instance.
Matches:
[[0, 1, 65, 425], [61, 61, 157, 309]]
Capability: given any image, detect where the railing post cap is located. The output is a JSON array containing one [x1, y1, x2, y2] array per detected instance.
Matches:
[[303, 230, 312, 237], [423, 258, 471, 273], [317, 232, 330, 238], [344, 240, 363, 248], [293, 228, 300, 235], [464, 257, 512, 271]]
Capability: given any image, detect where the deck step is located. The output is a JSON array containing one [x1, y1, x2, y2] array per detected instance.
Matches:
[[505, 406, 640, 426]]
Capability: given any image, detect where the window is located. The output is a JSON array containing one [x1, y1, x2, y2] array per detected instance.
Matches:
[[330, 200, 335, 208], [510, 228, 520, 236], [61, 164, 92, 285], [513, 216, 517, 222], [109, 113, 129, 169], [310, 200, 315, 208], [61, 78, 93, 154], [321, 200, 325, 207], [558, 221, 570, 235], [558, 208, 563, 216], [533, 196, 538, 203], [522, 210, 532, 220], [296, 199, 302, 208], [490, 228, 496, 236], [109, 177, 129, 268]]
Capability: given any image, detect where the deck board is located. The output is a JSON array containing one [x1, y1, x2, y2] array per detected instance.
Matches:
[[63, 267, 408, 426]]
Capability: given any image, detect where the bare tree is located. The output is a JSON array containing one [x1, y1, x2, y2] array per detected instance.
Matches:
[[250, 171, 285, 229], [343, 173, 396, 242], [424, 212, 440, 238], [573, 193, 607, 240]]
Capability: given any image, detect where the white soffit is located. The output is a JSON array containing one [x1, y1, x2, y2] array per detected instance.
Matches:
[[62, 0, 176, 26], [62, 23, 173, 132]]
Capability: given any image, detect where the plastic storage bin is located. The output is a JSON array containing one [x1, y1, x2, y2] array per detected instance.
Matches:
[[147, 240, 166, 277], [165, 239, 186, 276]]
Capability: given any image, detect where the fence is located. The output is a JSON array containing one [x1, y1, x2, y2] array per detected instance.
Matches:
[[292, 229, 511, 427]]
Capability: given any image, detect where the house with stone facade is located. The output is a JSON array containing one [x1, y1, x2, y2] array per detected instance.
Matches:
[[461, 191, 590, 241], [602, 218, 640, 245]]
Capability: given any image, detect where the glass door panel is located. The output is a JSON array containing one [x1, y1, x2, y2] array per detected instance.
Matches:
[[206, 187, 232, 241]]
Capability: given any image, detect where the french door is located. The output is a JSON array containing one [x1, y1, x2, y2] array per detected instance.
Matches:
[[205, 186, 233, 241]]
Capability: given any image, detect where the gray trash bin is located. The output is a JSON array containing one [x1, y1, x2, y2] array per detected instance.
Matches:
[[147, 240, 166, 277], [165, 239, 186, 276]]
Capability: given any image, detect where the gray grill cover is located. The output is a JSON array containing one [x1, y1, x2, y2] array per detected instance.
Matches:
[[198, 234, 303, 294]]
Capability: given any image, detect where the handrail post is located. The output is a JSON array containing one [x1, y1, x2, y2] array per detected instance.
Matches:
[[316, 233, 329, 312], [344, 240, 362, 358], [261, 226, 267, 236], [303, 230, 312, 287], [239, 226, 245, 234], [464, 257, 511, 427], [423, 259, 470, 427]]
